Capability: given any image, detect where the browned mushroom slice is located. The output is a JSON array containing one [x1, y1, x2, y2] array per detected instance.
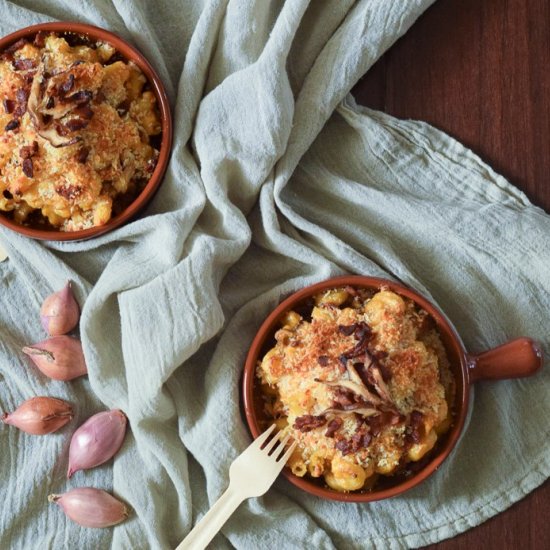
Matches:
[[40, 76, 86, 119], [26, 69, 43, 128], [37, 126, 81, 148], [27, 70, 82, 148], [369, 365, 393, 403], [40, 98, 75, 119], [318, 378, 383, 406], [321, 407, 380, 418], [327, 361, 384, 406], [347, 360, 371, 384]]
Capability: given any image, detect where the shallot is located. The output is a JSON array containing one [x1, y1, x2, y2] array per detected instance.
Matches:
[[22, 335, 87, 381], [40, 281, 80, 336], [1, 396, 73, 435], [67, 409, 127, 478], [48, 488, 129, 528]]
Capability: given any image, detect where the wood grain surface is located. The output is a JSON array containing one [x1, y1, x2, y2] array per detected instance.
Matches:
[[352, 0, 549, 548], [354, 0, 550, 213]]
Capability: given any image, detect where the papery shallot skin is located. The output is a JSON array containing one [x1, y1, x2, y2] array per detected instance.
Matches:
[[48, 488, 129, 528], [1, 396, 73, 435], [67, 410, 127, 478], [22, 335, 87, 381], [40, 281, 80, 336]]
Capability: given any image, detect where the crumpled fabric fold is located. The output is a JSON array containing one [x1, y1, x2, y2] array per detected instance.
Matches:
[[0, 1, 547, 549]]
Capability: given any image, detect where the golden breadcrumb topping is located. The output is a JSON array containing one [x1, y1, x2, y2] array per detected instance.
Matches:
[[257, 286, 455, 493], [0, 32, 161, 231]]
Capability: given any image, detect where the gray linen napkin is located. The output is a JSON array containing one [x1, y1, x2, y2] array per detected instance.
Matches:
[[1, 1, 548, 549]]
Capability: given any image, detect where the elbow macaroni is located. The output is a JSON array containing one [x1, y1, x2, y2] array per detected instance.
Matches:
[[325, 456, 368, 492], [0, 32, 161, 231], [256, 287, 455, 493]]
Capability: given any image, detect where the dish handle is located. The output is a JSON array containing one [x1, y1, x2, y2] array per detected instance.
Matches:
[[468, 337, 544, 383]]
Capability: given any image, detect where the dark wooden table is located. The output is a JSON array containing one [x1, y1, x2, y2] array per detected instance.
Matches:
[[352, 0, 549, 548]]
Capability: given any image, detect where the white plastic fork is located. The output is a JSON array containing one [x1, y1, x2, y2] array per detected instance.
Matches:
[[176, 425, 296, 550]]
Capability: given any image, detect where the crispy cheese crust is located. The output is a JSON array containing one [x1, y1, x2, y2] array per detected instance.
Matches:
[[0, 32, 161, 231], [257, 286, 455, 493]]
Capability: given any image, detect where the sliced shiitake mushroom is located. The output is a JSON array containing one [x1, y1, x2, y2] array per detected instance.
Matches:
[[26, 68, 85, 148], [317, 375, 383, 406]]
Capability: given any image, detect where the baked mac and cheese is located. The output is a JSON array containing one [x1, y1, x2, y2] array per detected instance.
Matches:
[[0, 31, 161, 231], [257, 286, 455, 492]]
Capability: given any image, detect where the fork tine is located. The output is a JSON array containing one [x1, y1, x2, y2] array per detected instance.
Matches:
[[250, 424, 276, 449], [278, 440, 297, 464], [262, 429, 284, 454], [272, 434, 291, 459], [176, 427, 295, 549]]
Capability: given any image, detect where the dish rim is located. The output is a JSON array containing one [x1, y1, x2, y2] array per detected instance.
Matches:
[[0, 21, 173, 241], [242, 275, 470, 502]]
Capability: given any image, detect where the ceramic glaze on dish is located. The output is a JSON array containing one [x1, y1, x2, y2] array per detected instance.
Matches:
[[0, 22, 172, 241], [256, 286, 455, 493], [242, 275, 543, 502]]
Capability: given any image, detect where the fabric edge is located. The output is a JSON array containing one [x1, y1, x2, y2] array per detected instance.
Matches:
[[339, 95, 539, 211]]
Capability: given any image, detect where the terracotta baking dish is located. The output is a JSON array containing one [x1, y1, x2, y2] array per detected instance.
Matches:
[[242, 275, 543, 502], [0, 22, 172, 241]]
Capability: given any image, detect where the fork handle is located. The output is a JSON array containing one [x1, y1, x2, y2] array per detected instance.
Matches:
[[175, 485, 243, 550]]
